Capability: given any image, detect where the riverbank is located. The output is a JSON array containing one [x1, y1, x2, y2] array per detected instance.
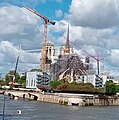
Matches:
[[3, 89, 119, 106]]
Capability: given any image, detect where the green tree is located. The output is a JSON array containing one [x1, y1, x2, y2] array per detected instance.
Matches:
[[5, 70, 20, 85], [70, 82, 79, 86], [20, 76, 26, 87], [116, 85, 119, 92], [105, 80, 116, 96], [50, 80, 103, 94], [50, 80, 62, 89], [0, 80, 5, 86]]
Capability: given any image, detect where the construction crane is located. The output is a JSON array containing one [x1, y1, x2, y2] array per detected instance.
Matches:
[[24, 6, 55, 71], [13, 47, 43, 84], [13, 55, 20, 84], [60, 34, 103, 75]]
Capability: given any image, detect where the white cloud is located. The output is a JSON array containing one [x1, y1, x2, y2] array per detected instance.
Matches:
[[0, 6, 41, 34], [55, 9, 63, 18], [50, 20, 67, 32], [0, 6, 44, 74], [0, 40, 41, 74], [109, 49, 119, 66], [0, 6, 44, 46], [69, 0, 119, 29]]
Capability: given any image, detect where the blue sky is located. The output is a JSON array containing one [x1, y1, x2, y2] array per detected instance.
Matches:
[[0, 0, 119, 78], [0, 0, 71, 20]]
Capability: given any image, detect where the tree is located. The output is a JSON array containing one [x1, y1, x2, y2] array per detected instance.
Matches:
[[50, 80, 62, 89], [50, 80, 103, 94], [116, 85, 119, 92], [105, 80, 116, 96], [20, 76, 26, 87], [5, 70, 20, 85], [0, 80, 5, 86]]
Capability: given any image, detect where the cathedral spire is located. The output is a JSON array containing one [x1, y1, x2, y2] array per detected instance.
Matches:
[[60, 23, 74, 55]]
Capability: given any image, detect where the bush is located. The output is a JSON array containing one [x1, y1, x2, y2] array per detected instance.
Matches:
[[50, 80, 62, 89], [50, 80, 104, 94], [105, 80, 116, 96]]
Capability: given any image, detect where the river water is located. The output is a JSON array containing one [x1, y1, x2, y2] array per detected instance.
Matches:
[[0, 94, 119, 120]]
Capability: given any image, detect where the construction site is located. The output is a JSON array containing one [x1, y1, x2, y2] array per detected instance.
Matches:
[[19, 6, 106, 90], [2, 2, 119, 120]]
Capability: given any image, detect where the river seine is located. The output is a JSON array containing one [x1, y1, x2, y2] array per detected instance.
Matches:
[[0, 94, 119, 120]]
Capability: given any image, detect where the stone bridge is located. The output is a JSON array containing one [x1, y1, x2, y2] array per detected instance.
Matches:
[[5, 91, 38, 100]]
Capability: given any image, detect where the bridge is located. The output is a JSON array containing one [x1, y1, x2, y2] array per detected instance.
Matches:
[[5, 91, 38, 100]]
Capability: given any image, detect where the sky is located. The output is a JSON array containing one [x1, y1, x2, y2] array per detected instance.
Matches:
[[0, 0, 119, 78]]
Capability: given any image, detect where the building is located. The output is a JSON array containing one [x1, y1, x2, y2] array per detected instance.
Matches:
[[45, 42, 56, 73], [26, 71, 51, 89], [101, 72, 118, 85], [60, 45, 73, 56], [51, 53, 88, 82], [36, 71, 51, 85], [51, 23, 95, 84], [83, 74, 103, 88], [50, 23, 103, 88], [46, 42, 55, 63], [26, 72, 37, 89], [95, 75, 103, 88]]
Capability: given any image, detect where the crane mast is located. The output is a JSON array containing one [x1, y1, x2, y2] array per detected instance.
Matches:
[[13, 55, 20, 83], [24, 6, 55, 71]]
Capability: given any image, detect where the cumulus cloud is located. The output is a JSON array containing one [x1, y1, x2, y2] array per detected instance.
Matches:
[[0, 6, 44, 46], [69, 0, 119, 29], [0, 40, 41, 74], [108, 49, 119, 66], [0, 5, 44, 74]]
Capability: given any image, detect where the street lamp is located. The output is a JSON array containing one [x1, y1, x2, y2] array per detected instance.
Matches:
[[2, 94, 5, 120]]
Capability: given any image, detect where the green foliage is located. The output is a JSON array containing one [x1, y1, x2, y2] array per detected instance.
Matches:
[[56, 82, 99, 93], [50, 80, 62, 89], [4, 70, 24, 86], [116, 85, 119, 92], [5, 70, 19, 85], [20, 76, 26, 82], [20, 76, 26, 87], [50, 80, 103, 94], [0, 80, 5, 86], [70, 82, 79, 86], [105, 80, 116, 96]]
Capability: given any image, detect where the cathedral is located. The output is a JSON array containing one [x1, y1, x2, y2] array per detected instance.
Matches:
[[51, 24, 90, 82]]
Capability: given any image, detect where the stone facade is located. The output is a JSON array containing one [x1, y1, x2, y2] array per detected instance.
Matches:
[[51, 54, 87, 82]]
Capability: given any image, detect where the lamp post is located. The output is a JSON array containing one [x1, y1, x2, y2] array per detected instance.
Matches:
[[2, 94, 5, 120]]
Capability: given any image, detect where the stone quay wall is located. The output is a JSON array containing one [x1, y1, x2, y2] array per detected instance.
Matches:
[[4, 90, 119, 106]]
